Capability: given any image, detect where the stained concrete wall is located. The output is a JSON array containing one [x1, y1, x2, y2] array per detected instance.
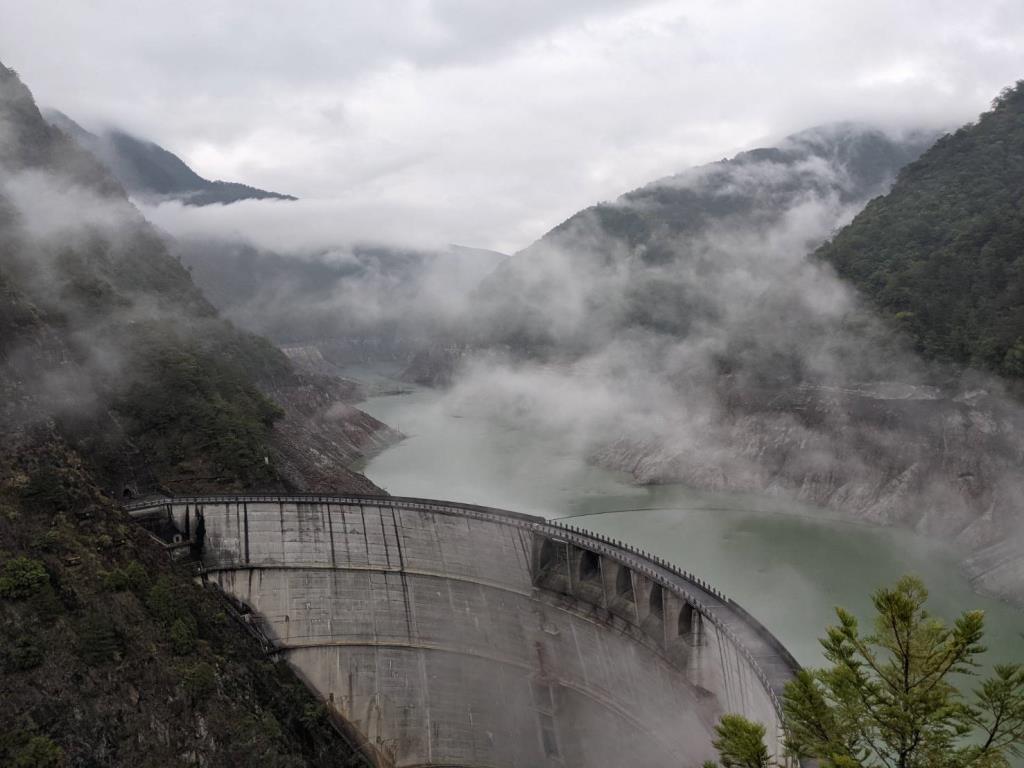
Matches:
[[128, 496, 798, 768]]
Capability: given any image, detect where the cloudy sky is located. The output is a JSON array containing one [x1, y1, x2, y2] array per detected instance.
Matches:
[[2, 0, 1023, 252]]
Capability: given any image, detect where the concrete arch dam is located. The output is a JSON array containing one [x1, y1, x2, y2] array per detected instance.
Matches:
[[126, 495, 799, 768]]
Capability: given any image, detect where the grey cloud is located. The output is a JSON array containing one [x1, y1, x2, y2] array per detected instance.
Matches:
[[2, 1, 1023, 251], [409, 128, 1023, 557]]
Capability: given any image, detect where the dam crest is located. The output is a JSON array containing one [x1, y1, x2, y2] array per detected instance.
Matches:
[[126, 494, 799, 767]]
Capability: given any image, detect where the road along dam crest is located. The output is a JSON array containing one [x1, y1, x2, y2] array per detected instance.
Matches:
[[126, 494, 800, 768]]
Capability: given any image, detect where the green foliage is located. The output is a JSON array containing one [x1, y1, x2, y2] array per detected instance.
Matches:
[[100, 569, 124, 592], [0, 730, 65, 768], [11, 734, 64, 768], [77, 612, 121, 666], [3, 634, 43, 671], [124, 559, 150, 591], [144, 576, 205, 656], [102, 560, 150, 593], [782, 575, 1024, 767], [19, 465, 73, 513], [181, 660, 217, 704], [31, 528, 67, 553], [145, 575, 182, 624], [0, 556, 48, 599], [1003, 339, 1024, 377], [112, 323, 284, 486], [169, 616, 198, 655], [299, 702, 330, 729], [711, 714, 770, 768], [817, 81, 1024, 379], [706, 577, 1024, 768]]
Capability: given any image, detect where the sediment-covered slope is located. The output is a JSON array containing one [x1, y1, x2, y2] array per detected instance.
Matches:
[[589, 382, 1024, 544]]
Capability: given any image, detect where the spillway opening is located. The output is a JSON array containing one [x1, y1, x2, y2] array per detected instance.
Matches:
[[616, 565, 634, 600], [539, 537, 561, 571], [678, 602, 694, 637], [579, 550, 601, 582], [649, 583, 664, 620]]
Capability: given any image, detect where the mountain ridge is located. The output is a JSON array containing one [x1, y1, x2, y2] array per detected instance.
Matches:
[[429, 122, 940, 364], [406, 114, 1024, 607], [815, 83, 1024, 383], [44, 108, 296, 206], [0, 60, 382, 766]]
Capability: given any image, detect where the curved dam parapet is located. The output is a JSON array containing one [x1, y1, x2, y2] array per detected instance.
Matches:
[[126, 495, 799, 767]]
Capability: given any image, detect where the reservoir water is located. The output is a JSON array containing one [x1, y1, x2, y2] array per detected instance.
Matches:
[[358, 385, 1023, 673]]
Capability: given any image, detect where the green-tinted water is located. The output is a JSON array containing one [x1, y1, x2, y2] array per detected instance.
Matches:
[[359, 386, 1024, 672]]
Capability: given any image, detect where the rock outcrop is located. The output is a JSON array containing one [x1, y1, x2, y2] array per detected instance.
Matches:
[[590, 381, 1024, 604]]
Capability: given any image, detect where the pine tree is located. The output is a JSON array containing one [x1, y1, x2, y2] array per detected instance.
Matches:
[[706, 576, 1024, 768]]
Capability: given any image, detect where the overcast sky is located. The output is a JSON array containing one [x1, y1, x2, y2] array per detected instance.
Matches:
[[2, 0, 1023, 252]]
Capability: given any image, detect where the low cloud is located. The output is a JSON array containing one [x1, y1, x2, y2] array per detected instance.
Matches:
[[142, 197, 456, 255], [5, 1, 1024, 251]]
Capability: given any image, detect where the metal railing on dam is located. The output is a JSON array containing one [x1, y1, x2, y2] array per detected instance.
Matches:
[[126, 493, 801, 768]]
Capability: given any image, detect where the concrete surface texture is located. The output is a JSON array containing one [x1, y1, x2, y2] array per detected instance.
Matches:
[[127, 495, 798, 768]]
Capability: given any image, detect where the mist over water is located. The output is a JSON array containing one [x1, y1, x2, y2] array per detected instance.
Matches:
[[360, 384, 1024, 672], [133, 113, 1024, 652]]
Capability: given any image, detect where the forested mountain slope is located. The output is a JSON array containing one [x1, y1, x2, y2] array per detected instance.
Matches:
[[172, 238, 504, 359], [816, 83, 1024, 381], [407, 115, 1024, 607], [0, 62, 382, 766], [464, 123, 938, 358]]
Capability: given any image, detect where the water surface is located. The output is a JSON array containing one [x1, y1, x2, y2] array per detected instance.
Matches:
[[359, 386, 1023, 672]]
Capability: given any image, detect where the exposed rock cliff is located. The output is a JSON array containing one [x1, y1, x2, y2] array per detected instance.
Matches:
[[590, 383, 1024, 555], [263, 371, 402, 494], [578, 371, 1024, 609]]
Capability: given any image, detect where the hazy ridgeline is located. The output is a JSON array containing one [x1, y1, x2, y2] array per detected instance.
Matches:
[[0, 61, 389, 498], [136, 112, 1024, 605], [443, 119, 1024, 603], [35, 67, 1024, 605], [44, 108, 296, 206], [3, 5, 1023, 764]]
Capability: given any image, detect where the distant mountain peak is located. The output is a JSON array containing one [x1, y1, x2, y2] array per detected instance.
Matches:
[[43, 108, 296, 206]]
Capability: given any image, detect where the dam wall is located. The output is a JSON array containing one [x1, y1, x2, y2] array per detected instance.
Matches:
[[127, 495, 798, 767]]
